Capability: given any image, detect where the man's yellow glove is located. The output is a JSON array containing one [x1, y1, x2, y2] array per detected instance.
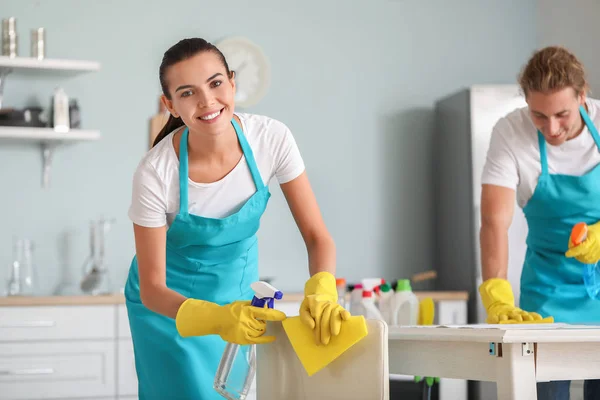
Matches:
[[175, 299, 286, 345], [479, 278, 554, 324], [300, 271, 351, 346], [565, 221, 600, 264]]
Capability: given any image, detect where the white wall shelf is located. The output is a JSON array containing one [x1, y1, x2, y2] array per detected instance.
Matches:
[[0, 56, 101, 188], [0, 56, 100, 73], [0, 126, 101, 143]]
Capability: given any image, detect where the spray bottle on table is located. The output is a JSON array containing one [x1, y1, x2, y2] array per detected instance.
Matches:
[[213, 281, 283, 400], [570, 222, 600, 300]]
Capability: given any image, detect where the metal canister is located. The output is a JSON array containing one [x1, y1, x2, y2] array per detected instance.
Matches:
[[2, 17, 18, 58], [31, 28, 45, 59]]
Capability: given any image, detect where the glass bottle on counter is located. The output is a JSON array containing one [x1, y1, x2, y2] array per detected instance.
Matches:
[[6, 238, 38, 296]]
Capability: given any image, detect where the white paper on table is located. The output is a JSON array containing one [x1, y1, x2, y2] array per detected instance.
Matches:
[[403, 323, 600, 330]]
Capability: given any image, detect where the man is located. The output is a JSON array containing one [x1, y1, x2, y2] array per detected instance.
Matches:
[[479, 46, 600, 399]]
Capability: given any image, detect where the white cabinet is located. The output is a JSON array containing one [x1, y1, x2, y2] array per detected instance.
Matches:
[[0, 304, 134, 400], [0, 341, 115, 400]]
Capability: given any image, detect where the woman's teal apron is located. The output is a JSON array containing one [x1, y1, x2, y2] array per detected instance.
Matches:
[[124, 119, 270, 399], [521, 105, 600, 323]]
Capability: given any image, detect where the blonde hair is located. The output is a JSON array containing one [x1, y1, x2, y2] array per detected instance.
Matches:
[[518, 46, 589, 97]]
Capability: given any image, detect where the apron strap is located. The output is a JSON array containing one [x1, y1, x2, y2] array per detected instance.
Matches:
[[232, 118, 265, 190], [580, 104, 600, 151], [537, 131, 549, 176], [178, 127, 190, 214]]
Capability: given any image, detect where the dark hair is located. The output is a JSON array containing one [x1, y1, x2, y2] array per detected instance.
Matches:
[[152, 38, 232, 147]]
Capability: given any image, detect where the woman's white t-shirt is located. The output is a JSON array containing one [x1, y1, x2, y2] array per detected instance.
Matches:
[[128, 113, 305, 228], [482, 98, 600, 208]]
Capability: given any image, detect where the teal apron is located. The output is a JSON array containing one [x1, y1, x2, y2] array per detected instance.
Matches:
[[521, 105, 600, 323], [124, 119, 270, 399]]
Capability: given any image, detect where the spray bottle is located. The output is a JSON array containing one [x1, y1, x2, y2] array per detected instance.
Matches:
[[570, 222, 600, 300], [213, 281, 283, 400]]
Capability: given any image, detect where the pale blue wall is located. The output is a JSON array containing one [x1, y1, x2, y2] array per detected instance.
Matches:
[[0, 0, 536, 294]]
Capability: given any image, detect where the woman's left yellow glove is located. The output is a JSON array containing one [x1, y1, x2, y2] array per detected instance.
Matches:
[[565, 221, 600, 264], [300, 271, 351, 346]]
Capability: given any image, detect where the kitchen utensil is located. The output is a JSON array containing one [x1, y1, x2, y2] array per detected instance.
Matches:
[[80, 218, 115, 294]]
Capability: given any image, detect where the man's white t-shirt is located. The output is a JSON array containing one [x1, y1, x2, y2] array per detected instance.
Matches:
[[128, 113, 305, 228], [482, 98, 600, 208]]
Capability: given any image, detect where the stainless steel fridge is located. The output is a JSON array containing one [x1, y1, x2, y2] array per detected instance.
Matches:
[[433, 85, 528, 400]]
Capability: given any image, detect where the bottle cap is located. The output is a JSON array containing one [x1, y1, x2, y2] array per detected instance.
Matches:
[[396, 279, 412, 292], [336, 278, 346, 286], [380, 283, 391, 292]]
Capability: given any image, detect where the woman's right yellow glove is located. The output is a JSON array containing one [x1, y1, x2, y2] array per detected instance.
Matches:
[[175, 299, 287, 345], [479, 278, 554, 324]]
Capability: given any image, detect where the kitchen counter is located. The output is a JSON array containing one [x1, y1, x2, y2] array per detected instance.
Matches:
[[0, 291, 468, 307]]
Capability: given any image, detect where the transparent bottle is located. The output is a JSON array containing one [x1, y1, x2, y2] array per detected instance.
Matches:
[[213, 282, 282, 400], [6, 238, 37, 296], [213, 343, 256, 400]]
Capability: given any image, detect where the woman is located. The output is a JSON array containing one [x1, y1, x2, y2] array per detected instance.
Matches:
[[124, 37, 351, 399]]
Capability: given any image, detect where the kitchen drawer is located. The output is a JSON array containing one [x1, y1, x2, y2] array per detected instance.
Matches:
[[0, 305, 115, 341], [0, 340, 115, 400], [117, 338, 138, 396], [117, 304, 131, 338]]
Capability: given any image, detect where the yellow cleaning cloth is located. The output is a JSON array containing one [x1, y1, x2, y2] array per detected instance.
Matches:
[[282, 315, 368, 377]]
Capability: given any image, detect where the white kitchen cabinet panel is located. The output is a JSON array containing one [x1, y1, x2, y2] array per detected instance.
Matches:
[[0, 340, 115, 400], [117, 304, 131, 338], [0, 305, 115, 341], [117, 338, 138, 397]]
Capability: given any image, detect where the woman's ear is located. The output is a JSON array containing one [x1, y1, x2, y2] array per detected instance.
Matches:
[[161, 94, 179, 118]]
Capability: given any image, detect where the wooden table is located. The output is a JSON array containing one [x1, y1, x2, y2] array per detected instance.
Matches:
[[388, 324, 600, 400]]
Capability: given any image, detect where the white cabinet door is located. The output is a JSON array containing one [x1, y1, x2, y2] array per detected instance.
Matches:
[[0, 340, 115, 400], [0, 305, 115, 341], [117, 338, 138, 397]]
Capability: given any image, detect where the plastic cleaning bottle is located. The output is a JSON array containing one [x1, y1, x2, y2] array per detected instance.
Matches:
[[394, 279, 419, 326], [361, 290, 385, 320], [213, 281, 283, 400], [570, 222, 600, 299], [349, 283, 365, 316], [377, 283, 395, 325], [336, 278, 348, 309]]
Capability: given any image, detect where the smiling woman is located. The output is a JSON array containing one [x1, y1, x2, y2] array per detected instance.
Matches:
[[122, 38, 349, 399]]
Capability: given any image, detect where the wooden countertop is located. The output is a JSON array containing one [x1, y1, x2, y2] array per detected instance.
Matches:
[[0, 291, 468, 307]]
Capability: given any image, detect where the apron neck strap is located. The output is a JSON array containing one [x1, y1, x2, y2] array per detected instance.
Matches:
[[178, 127, 190, 214], [177, 119, 264, 214], [579, 104, 600, 150], [537, 104, 600, 176], [537, 131, 549, 176], [232, 118, 264, 190]]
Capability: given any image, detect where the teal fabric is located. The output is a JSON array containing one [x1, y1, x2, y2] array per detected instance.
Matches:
[[521, 105, 600, 323], [124, 119, 270, 399]]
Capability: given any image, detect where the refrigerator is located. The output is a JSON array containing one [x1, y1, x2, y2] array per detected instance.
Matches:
[[433, 85, 528, 400]]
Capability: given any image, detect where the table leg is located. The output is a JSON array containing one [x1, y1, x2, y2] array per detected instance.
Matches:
[[495, 343, 537, 400]]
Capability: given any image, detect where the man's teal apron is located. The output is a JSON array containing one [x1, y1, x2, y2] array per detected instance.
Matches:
[[124, 119, 270, 399], [521, 105, 600, 323]]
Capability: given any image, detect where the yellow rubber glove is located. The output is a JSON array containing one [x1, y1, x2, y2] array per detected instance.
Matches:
[[479, 278, 554, 324], [300, 271, 351, 346], [565, 221, 600, 264], [175, 299, 287, 345]]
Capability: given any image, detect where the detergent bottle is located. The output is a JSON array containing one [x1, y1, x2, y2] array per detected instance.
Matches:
[[349, 283, 365, 316], [213, 281, 283, 400], [570, 222, 600, 300], [336, 278, 348, 309], [394, 279, 419, 326], [361, 290, 385, 321], [377, 283, 395, 325]]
